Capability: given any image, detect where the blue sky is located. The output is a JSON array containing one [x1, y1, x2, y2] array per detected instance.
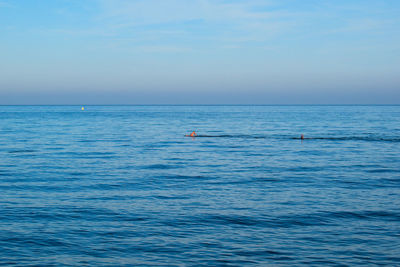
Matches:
[[0, 0, 399, 104]]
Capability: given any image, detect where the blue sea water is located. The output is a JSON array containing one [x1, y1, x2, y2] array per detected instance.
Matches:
[[0, 105, 399, 266]]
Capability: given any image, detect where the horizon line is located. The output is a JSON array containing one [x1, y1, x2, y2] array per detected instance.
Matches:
[[0, 104, 399, 106]]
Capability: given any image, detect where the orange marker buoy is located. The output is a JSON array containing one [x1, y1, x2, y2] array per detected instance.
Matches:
[[301, 134, 304, 140], [185, 131, 197, 137]]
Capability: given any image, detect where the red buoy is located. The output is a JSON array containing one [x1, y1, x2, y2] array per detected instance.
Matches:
[[185, 131, 197, 137]]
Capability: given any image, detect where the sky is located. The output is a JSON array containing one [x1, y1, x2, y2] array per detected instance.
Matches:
[[0, 0, 399, 104]]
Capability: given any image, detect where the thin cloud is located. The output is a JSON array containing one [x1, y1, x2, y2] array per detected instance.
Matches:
[[0, 0, 13, 8], [88, 0, 305, 49], [95, 0, 297, 33], [331, 18, 399, 34]]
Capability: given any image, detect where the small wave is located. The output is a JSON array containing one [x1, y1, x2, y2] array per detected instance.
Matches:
[[56, 151, 117, 159], [367, 169, 400, 173], [154, 195, 190, 200], [143, 164, 178, 170], [292, 136, 400, 142], [191, 134, 243, 138], [327, 210, 400, 221], [235, 249, 285, 257], [163, 214, 330, 228], [3, 236, 68, 247], [8, 149, 36, 153], [160, 174, 212, 180], [188, 134, 266, 139], [66, 171, 91, 176], [165, 210, 400, 229], [186, 134, 400, 142]]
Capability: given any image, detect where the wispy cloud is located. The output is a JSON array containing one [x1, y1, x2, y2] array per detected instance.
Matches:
[[97, 0, 281, 24], [331, 18, 399, 34], [18, 0, 400, 52], [30, 0, 304, 51], [0, 0, 13, 8], [85, 0, 304, 48]]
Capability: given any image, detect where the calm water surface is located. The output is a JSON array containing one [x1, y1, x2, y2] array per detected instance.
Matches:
[[0, 105, 399, 266]]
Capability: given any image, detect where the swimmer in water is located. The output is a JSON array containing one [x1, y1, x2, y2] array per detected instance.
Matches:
[[301, 134, 304, 140], [185, 131, 197, 137]]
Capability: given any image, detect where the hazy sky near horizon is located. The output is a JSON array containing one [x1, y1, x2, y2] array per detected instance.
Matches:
[[1, 0, 399, 104]]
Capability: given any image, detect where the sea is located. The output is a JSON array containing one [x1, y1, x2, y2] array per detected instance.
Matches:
[[0, 105, 399, 266]]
